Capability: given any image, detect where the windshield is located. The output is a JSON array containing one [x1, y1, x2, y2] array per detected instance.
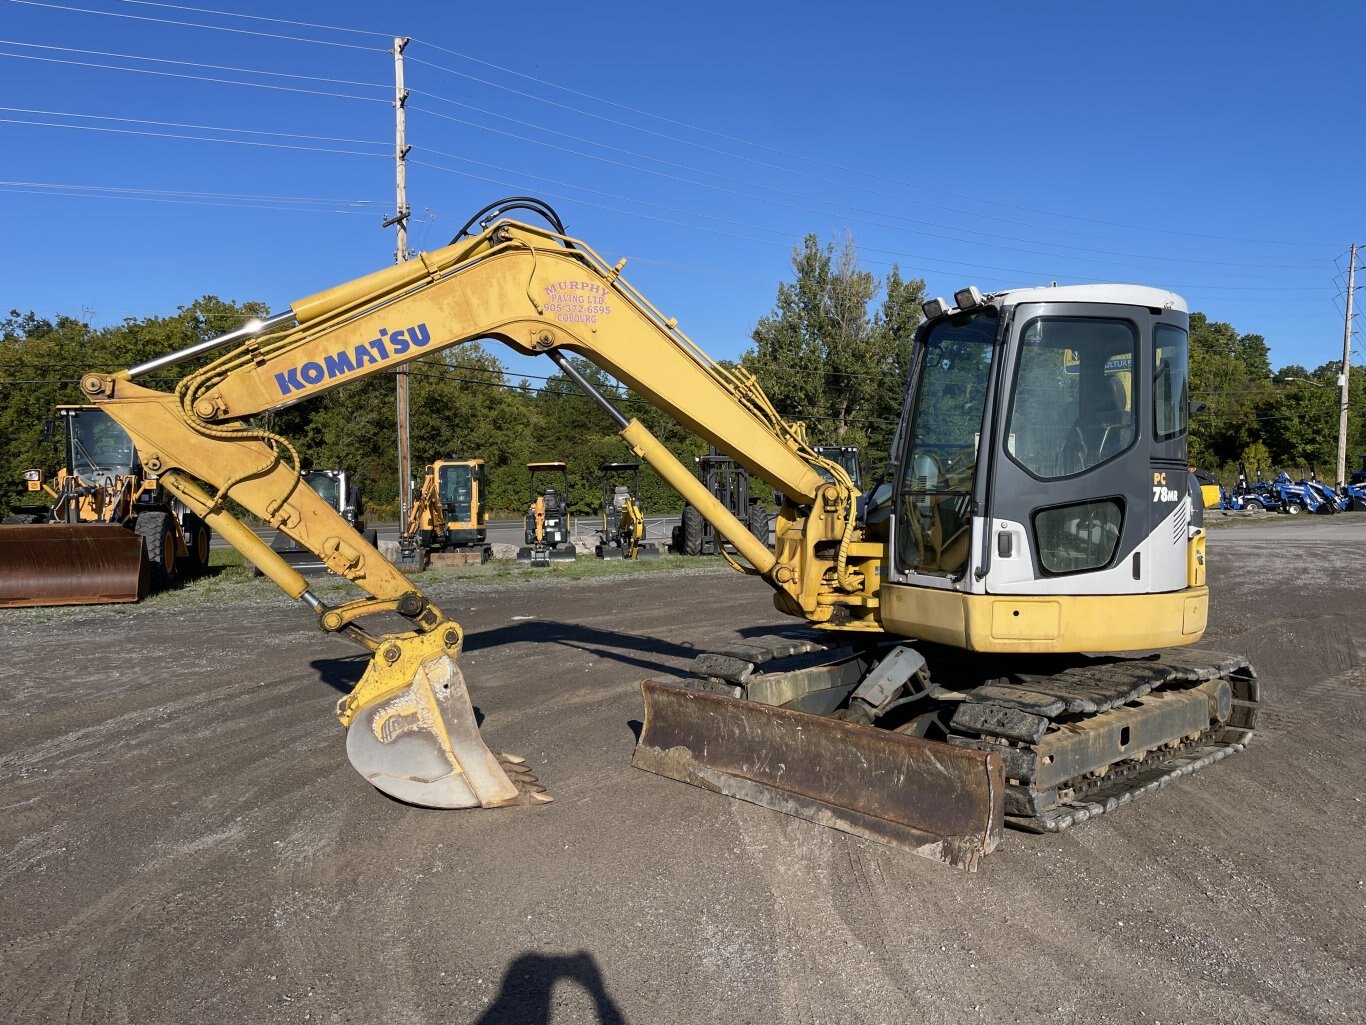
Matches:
[[68, 410, 136, 480], [439, 464, 474, 520], [302, 471, 343, 509], [897, 310, 998, 576], [1006, 317, 1137, 479]]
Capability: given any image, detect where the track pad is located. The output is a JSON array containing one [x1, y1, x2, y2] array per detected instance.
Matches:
[[346, 653, 550, 809]]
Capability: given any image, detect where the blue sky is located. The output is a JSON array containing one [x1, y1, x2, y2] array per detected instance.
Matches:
[[1, 0, 1361, 388]]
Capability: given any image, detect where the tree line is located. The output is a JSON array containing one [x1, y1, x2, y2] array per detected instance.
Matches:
[[3, 237, 1362, 524]]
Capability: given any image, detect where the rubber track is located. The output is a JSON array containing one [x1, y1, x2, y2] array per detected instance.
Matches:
[[946, 650, 1259, 833]]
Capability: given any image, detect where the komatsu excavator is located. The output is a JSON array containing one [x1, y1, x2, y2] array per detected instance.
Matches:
[[77, 198, 1256, 868]]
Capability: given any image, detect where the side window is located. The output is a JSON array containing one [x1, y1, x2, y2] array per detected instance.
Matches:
[[1006, 317, 1137, 479], [1033, 499, 1124, 574], [1154, 324, 1189, 442]]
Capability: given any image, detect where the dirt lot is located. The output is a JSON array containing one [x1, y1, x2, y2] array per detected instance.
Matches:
[[2, 520, 1364, 1025]]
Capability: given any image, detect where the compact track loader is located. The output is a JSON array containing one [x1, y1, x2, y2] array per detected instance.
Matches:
[[71, 199, 1257, 868]]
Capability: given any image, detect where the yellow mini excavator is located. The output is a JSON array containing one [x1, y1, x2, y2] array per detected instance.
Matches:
[[517, 461, 576, 567], [595, 462, 659, 560], [398, 458, 490, 569], [74, 198, 1256, 868]]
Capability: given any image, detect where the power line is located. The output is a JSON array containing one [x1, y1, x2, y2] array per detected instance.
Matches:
[[45, 3, 1322, 255], [6, 0, 385, 51], [0, 38, 390, 91], [410, 156, 1329, 291], [405, 41, 1337, 250], [0, 116, 389, 159], [0, 184, 371, 214], [408, 102, 1322, 280], [108, 0, 392, 39], [0, 106, 388, 146], [0, 179, 380, 205], [0, 50, 388, 103]]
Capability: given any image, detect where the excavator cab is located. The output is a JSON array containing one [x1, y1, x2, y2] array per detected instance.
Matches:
[[813, 445, 862, 491], [517, 461, 576, 567], [435, 458, 488, 546]]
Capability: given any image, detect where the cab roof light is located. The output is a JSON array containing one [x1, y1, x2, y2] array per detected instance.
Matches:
[[953, 286, 983, 310], [922, 297, 949, 320]]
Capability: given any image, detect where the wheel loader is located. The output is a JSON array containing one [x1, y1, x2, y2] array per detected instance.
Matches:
[[70, 197, 1257, 868], [594, 462, 660, 560], [0, 405, 210, 606], [516, 461, 577, 567], [397, 458, 491, 569]]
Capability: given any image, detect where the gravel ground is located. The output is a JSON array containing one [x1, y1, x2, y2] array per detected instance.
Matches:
[[1, 522, 1363, 1025]]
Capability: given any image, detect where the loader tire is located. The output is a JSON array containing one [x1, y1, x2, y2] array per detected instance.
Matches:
[[181, 513, 211, 576], [135, 511, 179, 588], [747, 504, 770, 544], [1284, 501, 1303, 515], [680, 505, 704, 557]]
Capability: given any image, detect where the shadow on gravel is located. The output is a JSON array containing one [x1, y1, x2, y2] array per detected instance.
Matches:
[[474, 951, 627, 1025], [463, 620, 701, 676]]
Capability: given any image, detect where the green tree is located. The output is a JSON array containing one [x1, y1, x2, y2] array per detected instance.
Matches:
[[744, 234, 925, 475]]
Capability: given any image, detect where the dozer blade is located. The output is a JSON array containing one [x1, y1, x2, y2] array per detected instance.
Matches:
[[634, 680, 1004, 870], [0, 523, 149, 607], [345, 650, 551, 810]]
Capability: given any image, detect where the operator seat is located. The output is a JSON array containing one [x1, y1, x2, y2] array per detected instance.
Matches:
[[1062, 375, 1130, 473]]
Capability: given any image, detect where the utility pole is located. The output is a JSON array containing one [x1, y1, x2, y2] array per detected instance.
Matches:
[[385, 36, 413, 530], [1337, 243, 1357, 486]]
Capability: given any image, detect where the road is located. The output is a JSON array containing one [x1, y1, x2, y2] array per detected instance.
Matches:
[[211, 516, 683, 550], [2, 517, 1363, 1024]]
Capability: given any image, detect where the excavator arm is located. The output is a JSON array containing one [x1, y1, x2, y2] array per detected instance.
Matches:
[[79, 210, 880, 812]]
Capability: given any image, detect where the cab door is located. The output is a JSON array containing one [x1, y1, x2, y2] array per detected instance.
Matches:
[[982, 302, 1190, 597]]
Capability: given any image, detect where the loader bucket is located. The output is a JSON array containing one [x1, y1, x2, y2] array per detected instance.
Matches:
[[634, 680, 1004, 870], [0, 523, 149, 607]]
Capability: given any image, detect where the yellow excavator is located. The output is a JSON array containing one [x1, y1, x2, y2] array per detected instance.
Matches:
[[517, 461, 576, 566], [398, 458, 490, 568], [595, 461, 659, 560], [75, 198, 1256, 868]]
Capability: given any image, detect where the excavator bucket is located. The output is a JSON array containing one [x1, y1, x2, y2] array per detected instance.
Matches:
[[0, 523, 149, 607], [634, 680, 1004, 870], [345, 650, 552, 810]]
